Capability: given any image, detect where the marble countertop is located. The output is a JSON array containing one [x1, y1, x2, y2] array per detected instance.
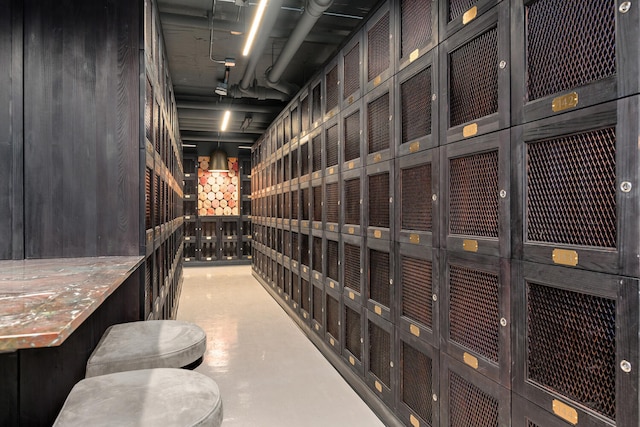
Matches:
[[0, 256, 144, 352]]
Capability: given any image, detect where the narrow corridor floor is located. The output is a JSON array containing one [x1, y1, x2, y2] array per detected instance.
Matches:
[[178, 265, 385, 427]]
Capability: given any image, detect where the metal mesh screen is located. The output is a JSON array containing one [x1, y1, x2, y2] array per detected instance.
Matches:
[[292, 232, 299, 262], [284, 267, 290, 295], [276, 193, 282, 218], [326, 123, 339, 168], [291, 148, 299, 179], [292, 272, 300, 304], [402, 164, 432, 231], [327, 239, 339, 282], [313, 285, 323, 324], [292, 107, 299, 136], [401, 0, 433, 58], [291, 189, 299, 220], [301, 278, 310, 312], [326, 182, 339, 224], [154, 174, 160, 227], [402, 342, 433, 424], [526, 0, 616, 101], [344, 43, 361, 99], [402, 67, 432, 143], [344, 243, 361, 293], [283, 154, 289, 182], [344, 110, 361, 161], [312, 82, 322, 124], [313, 185, 323, 222], [301, 96, 310, 134], [527, 282, 616, 419], [345, 305, 362, 360], [345, 178, 361, 225], [313, 236, 323, 274], [283, 191, 290, 219], [277, 121, 283, 149], [449, 264, 500, 362], [277, 263, 284, 290], [368, 12, 390, 81], [301, 143, 310, 176], [145, 168, 152, 229], [327, 293, 340, 339], [449, 371, 500, 426], [184, 243, 196, 258], [402, 257, 433, 328], [449, 28, 499, 127], [368, 93, 390, 154], [369, 173, 390, 228], [369, 321, 391, 386], [448, 0, 476, 22], [369, 249, 391, 308], [449, 150, 499, 237], [326, 65, 339, 112], [302, 188, 310, 220], [145, 259, 153, 316], [313, 134, 322, 172], [301, 234, 310, 266], [527, 421, 541, 427], [145, 79, 153, 141], [276, 228, 282, 253], [526, 127, 616, 248], [284, 114, 291, 143]]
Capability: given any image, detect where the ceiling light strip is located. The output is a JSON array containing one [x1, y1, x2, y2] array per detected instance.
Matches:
[[242, 0, 268, 56], [220, 110, 232, 131]]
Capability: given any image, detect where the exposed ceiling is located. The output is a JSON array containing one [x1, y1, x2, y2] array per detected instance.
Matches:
[[157, 0, 379, 150]]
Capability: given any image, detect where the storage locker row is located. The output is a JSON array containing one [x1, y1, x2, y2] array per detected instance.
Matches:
[[252, 0, 639, 171], [183, 216, 252, 264], [252, 244, 639, 427], [253, 97, 640, 276]]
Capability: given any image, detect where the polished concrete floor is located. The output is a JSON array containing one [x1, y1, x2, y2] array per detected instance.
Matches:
[[177, 265, 385, 427]]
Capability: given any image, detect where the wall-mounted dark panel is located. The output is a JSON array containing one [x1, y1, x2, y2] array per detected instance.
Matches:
[[23, 0, 140, 258]]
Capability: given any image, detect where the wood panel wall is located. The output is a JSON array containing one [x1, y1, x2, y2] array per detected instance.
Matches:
[[22, 0, 141, 258]]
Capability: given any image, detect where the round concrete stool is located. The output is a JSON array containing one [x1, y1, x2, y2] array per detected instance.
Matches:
[[86, 320, 206, 377], [54, 368, 223, 426]]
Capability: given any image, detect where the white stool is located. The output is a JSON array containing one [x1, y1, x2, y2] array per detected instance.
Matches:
[[86, 320, 206, 377], [54, 368, 223, 426]]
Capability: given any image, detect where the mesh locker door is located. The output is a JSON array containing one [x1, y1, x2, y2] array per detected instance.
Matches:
[[292, 232, 299, 262], [369, 249, 390, 308], [326, 65, 339, 113], [449, 150, 499, 237], [402, 164, 432, 231], [276, 229, 282, 254], [302, 188, 310, 220], [326, 182, 339, 224], [277, 121, 283, 150], [291, 189, 299, 220], [401, 68, 432, 144], [292, 272, 300, 304], [401, 342, 433, 425], [369, 320, 391, 387], [449, 27, 499, 127], [301, 234, 310, 267], [402, 256, 433, 328], [326, 123, 339, 168], [313, 285, 323, 324], [291, 106, 299, 136], [344, 243, 361, 293], [277, 263, 284, 290], [154, 174, 160, 227], [313, 237, 323, 274], [301, 96, 310, 134], [283, 154, 289, 182], [301, 143, 310, 176], [368, 93, 390, 154], [344, 110, 361, 162], [400, 0, 433, 59], [291, 148, 299, 179], [367, 12, 390, 81], [344, 178, 361, 225], [301, 278, 310, 313], [145, 78, 153, 141], [313, 185, 323, 222], [271, 259, 277, 283], [343, 42, 360, 100], [283, 267, 290, 295], [448, 0, 477, 22], [526, 282, 616, 420], [345, 305, 362, 360], [276, 193, 282, 218], [525, 0, 615, 102], [526, 127, 616, 249], [284, 114, 291, 144], [327, 293, 340, 340], [145, 260, 153, 316], [283, 191, 290, 219], [369, 173, 390, 228], [145, 168, 152, 229], [449, 264, 500, 363], [312, 134, 322, 173], [312, 82, 322, 124], [327, 239, 339, 282], [449, 371, 500, 426]]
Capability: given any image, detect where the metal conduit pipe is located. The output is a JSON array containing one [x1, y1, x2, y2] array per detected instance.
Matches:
[[228, 84, 289, 101], [265, 0, 334, 95], [239, 0, 284, 92], [177, 102, 281, 114]]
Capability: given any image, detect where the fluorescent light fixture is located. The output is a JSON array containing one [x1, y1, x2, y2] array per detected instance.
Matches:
[[220, 110, 231, 131], [182, 143, 197, 148], [242, 0, 268, 56], [238, 145, 253, 149]]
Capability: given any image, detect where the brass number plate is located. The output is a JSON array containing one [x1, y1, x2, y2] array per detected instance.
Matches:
[[410, 324, 420, 337], [409, 141, 420, 153], [552, 249, 578, 266], [553, 400, 578, 425], [463, 352, 479, 369], [552, 92, 578, 112], [462, 6, 478, 25], [463, 239, 478, 252], [463, 123, 478, 138]]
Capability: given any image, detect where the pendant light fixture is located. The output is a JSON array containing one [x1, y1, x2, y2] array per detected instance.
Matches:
[[209, 137, 229, 172]]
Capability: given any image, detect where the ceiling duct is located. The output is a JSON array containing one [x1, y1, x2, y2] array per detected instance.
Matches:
[[265, 0, 335, 96]]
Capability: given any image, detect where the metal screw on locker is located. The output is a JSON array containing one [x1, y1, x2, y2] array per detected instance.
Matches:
[[619, 1, 631, 13]]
